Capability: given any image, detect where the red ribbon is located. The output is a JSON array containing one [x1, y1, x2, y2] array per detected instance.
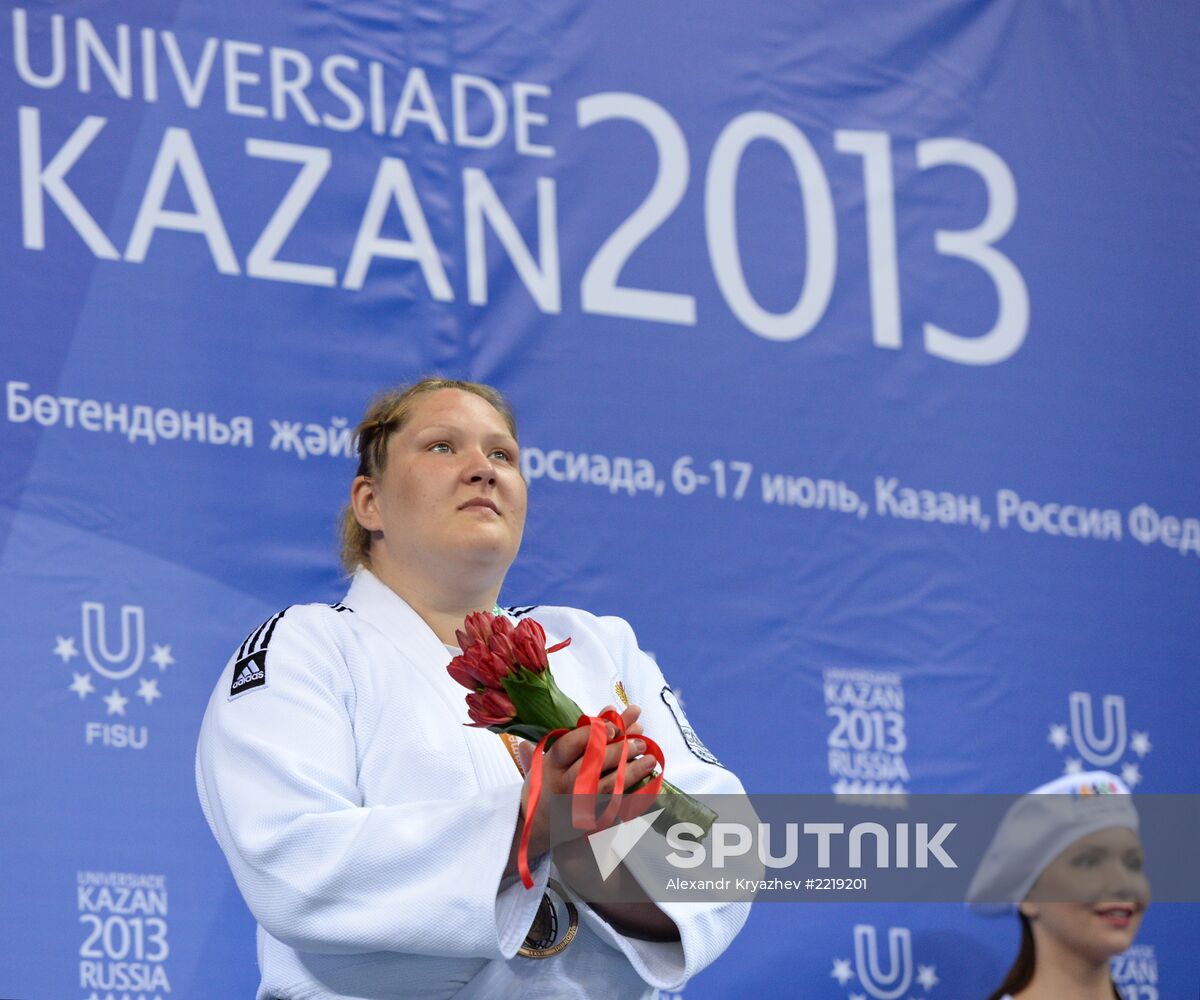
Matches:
[[518, 710, 665, 888]]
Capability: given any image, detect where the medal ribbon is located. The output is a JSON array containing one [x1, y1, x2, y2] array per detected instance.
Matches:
[[518, 709, 665, 889]]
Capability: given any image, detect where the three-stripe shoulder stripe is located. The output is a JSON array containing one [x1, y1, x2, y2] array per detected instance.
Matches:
[[237, 608, 289, 661], [236, 602, 352, 661], [504, 604, 538, 619]]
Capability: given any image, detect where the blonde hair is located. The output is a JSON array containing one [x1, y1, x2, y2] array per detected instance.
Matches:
[[338, 377, 519, 573]]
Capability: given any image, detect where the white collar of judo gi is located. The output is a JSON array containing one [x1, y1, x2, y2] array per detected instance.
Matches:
[[342, 567, 522, 789]]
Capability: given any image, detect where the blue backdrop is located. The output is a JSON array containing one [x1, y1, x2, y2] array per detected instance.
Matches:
[[2, 1, 1196, 997]]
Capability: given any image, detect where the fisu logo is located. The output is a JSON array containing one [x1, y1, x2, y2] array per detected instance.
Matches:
[[81, 602, 145, 680], [1047, 692, 1152, 788], [855, 925, 912, 999], [52, 600, 175, 748], [1069, 692, 1126, 767], [831, 925, 939, 1000]]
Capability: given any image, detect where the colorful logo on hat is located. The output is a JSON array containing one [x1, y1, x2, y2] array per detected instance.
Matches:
[[1072, 778, 1123, 798]]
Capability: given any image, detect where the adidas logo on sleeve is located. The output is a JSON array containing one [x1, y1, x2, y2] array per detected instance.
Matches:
[[230, 651, 267, 696], [228, 608, 287, 699]]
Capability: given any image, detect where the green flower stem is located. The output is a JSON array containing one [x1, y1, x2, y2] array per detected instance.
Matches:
[[500, 667, 585, 733], [638, 775, 718, 839]]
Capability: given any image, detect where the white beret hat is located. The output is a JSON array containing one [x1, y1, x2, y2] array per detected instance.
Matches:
[[967, 771, 1137, 913]]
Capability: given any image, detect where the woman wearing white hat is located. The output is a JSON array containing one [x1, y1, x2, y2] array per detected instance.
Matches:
[[968, 771, 1150, 1000]]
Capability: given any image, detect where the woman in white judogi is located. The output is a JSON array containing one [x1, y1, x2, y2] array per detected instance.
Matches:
[[196, 378, 749, 999]]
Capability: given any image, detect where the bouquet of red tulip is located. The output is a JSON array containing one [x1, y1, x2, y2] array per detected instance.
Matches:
[[447, 610, 717, 887]]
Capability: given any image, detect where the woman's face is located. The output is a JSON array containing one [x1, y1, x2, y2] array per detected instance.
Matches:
[[1021, 826, 1149, 964], [354, 388, 527, 584]]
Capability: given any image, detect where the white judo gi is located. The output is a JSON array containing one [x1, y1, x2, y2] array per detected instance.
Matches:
[[196, 569, 750, 999]]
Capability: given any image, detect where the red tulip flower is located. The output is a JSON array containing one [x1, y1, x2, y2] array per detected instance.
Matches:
[[448, 611, 578, 735], [446, 609, 716, 888], [466, 687, 518, 728]]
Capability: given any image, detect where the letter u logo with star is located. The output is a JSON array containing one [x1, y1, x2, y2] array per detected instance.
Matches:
[[81, 602, 145, 681], [1069, 692, 1127, 767], [853, 925, 912, 1000]]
